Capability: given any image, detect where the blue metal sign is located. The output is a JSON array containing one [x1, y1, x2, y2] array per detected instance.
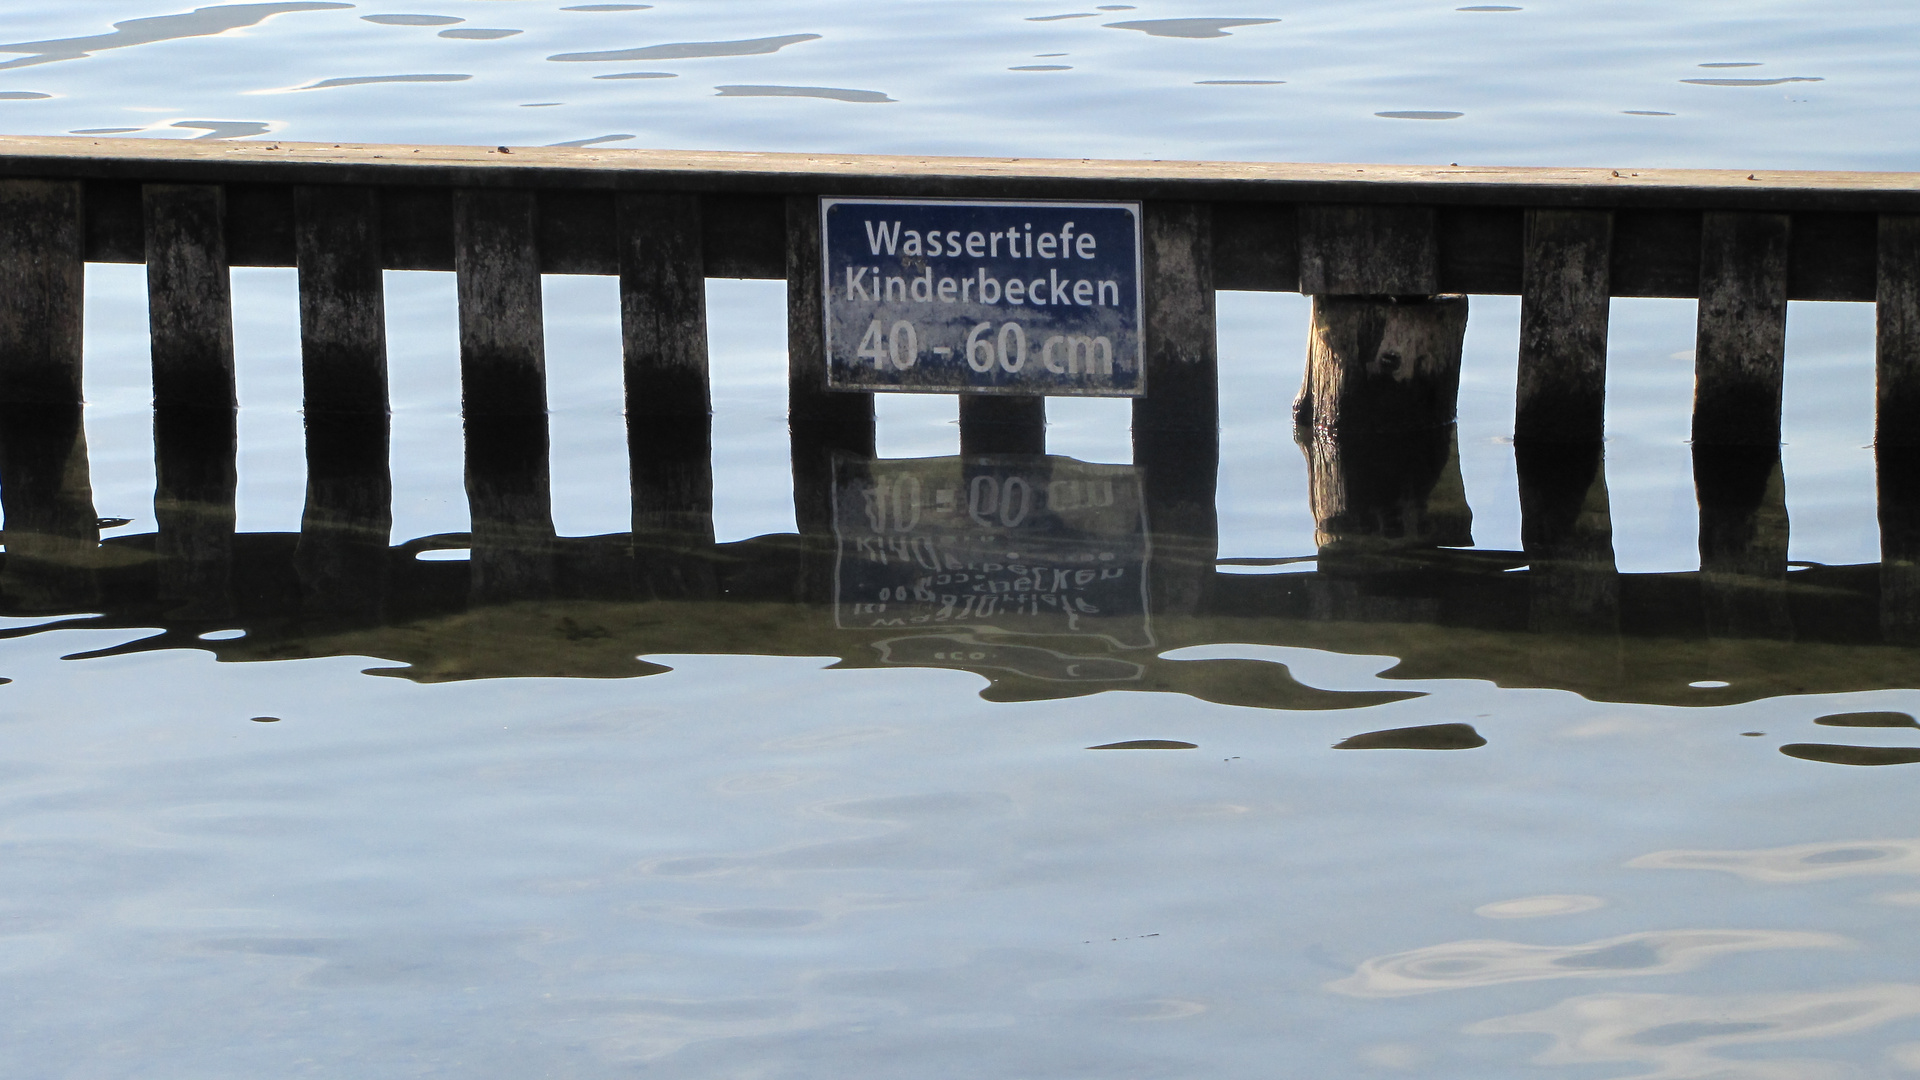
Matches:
[[820, 198, 1144, 396]]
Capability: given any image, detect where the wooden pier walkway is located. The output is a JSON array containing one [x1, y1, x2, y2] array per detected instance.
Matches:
[[2, 134, 1920, 650]]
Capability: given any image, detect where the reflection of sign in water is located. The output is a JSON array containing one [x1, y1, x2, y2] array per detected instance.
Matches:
[[820, 198, 1143, 396], [833, 455, 1151, 649]]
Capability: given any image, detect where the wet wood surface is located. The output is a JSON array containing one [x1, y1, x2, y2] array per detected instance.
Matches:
[[1515, 209, 1612, 443], [0, 179, 85, 405]]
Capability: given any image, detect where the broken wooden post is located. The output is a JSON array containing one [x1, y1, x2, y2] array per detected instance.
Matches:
[[145, 183, 236, 618], [1133, 201, 1218, 616], [455, 188, 555, 604], [294, 185, 391, 619]]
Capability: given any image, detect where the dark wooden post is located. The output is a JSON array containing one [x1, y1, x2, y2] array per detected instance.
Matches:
[[1694, 445, 1792, 639], [455, 188, 554, 604], [294, 185, 391, 620], [1693, 211, 1791, 447], [1132, 201, 1218, 616], [0, 180, 98, 610], [959, 394, 1046, 456], [1515, 209, 1612, 443], [1877, 214, 1920, 641], [619, 190, 716, 598], [1516, 440, 1619, 635], [786, 194, 874, 603], [1295, 295, 1470, 560], [145, 183, 237, 618]]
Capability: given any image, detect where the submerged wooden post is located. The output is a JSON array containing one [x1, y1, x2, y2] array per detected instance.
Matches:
[[1515, 209, 1612, 443], [1877, 214, 1920, 641], [786, 195, 874, 602], [455, 188, 555, 604], [1516, 440, 1619, 635], [619, 191, 716, 599], [0, 180, 98, 609], [1693, 211, 1791, 447], [294, 185, 391, 619], [1694, 445, 1792, 639], [959, 394, 1046, 456], [1132, 201, 1218, 615], [145, 183, 237, 618], [1295, 295, 1470, 559]]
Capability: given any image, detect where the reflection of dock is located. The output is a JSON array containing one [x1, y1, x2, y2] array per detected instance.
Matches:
[[4, 138, 1920, 705]]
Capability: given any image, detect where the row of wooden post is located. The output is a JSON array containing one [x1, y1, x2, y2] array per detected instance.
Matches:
[[2, 176, 1919, 640]]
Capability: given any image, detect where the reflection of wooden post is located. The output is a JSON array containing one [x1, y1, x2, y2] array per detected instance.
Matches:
[[0, 180, 96, 609], [1695, 445, 1791, 639], [1132, 201, 1217, 616], [455, 189, 554, 604], [1516, 440, 1618, 634], [786, 194, 874, 543], [295, 186, 391, 619], [1295, 295, 1469, 560], [1516, 209, 1612, 443], [1878, 215, 1920, 641], [145, 183, 237, 618], [960, 394, 1045, 456]]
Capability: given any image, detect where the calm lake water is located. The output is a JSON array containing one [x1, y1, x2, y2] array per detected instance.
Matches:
[[7, 3, 1920, 1077]]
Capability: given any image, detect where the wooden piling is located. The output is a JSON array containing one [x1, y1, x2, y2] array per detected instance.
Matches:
[[1133, 201, 1218, 615], [1694, 445, 1792, 639], [1693, 211, 1791, 447], [619, 191, 716, 548], [454, 188, 554, 603], [1878, 214, 1920, 447], [787, 194, 873, 558], [959, 395, 1046, 457], [1516, 440, 1619, 635], [0, 179, 85, 406], [1515, 209, 1612, 443], [1297, 204, 1437, 296]]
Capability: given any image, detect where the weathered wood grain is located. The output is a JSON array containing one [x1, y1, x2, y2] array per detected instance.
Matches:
[[144, 183, 235, 409], [0, 179, 85, 405], [1693, 211, 1791, 447], [620, 191, 715, 544], [1878, 214, 1920, 447], [1297, 204, 1436, 295], [1298, 294, 1466, 436], [296, 185, 388, 415], [1516, 209, 1612, 443]]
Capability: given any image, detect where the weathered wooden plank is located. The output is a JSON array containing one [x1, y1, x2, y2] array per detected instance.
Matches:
[[454, 188, 555, 602], [1516, 440, 1619, 635], [1436, 206, 1523, 295], [81, 178, 143, 263], [1133, 201, 1218, 615], [296, 185, 388, 415], [1695, 445, 1791, 639], [703, 193, 786, 279], [0, 178, 85, 405], [959, 395, 1046, 456], [145, 183, 236, 410], [1212, 201, 1298, 292], [1693, 211, 1791, 447], [10, 137, 1920, 214], [225, 183, 294, 267], [1878, 214, 1920, 447], [619, 191, 715, 543], [786, 193, 874, 548], [1789, 211, 1877, 301], [382, 186, 454, 270], [1297, 204, 1436, 295], [538, 188, 616, 275], [1516, 209, 1612, 443], [1609, 209, 1700, 298]]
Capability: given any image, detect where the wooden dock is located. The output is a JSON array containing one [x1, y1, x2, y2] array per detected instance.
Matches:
[[2, 135, 1919, 649]]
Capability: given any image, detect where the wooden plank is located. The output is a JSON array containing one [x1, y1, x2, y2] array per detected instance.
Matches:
[[538, 189, 616, 275], [1133, 201, 1218, 615], [1297, 204, 1436, 295], [1693, 211, 1791, 447], [1789, 211, 1876, 301], [703, 193, 785, 279], [786, 193, 874, 549], [296, 185, 388, 415], [1878, 214, 1920, 447], [1609, 209, 1700, 298], [225, 183, 294, 267], [8, 137, 1920, 214], [81, 178, 143, 263], [958, 395, 1046, 456], [0, 178, 84, 405], [1436, 206, 1523, 295], [619, 191, 714, 543], [1695, 445, 1791, 639], [1515, 209, 1612, 443], [1211, 202, 1298, 292], [381, 186, 454, 271], [454, 188, 554, 602], [144, 183, 235, 409]]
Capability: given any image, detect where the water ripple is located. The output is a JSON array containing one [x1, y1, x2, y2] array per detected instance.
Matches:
[[715, 84, 893, 103], [550, 33, 821, 63], [0, 2, 353, 71], [1103, 18, 1279, 39]]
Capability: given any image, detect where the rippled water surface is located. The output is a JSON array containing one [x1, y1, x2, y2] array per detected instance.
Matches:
[[6, 2, 1920, 1078]]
